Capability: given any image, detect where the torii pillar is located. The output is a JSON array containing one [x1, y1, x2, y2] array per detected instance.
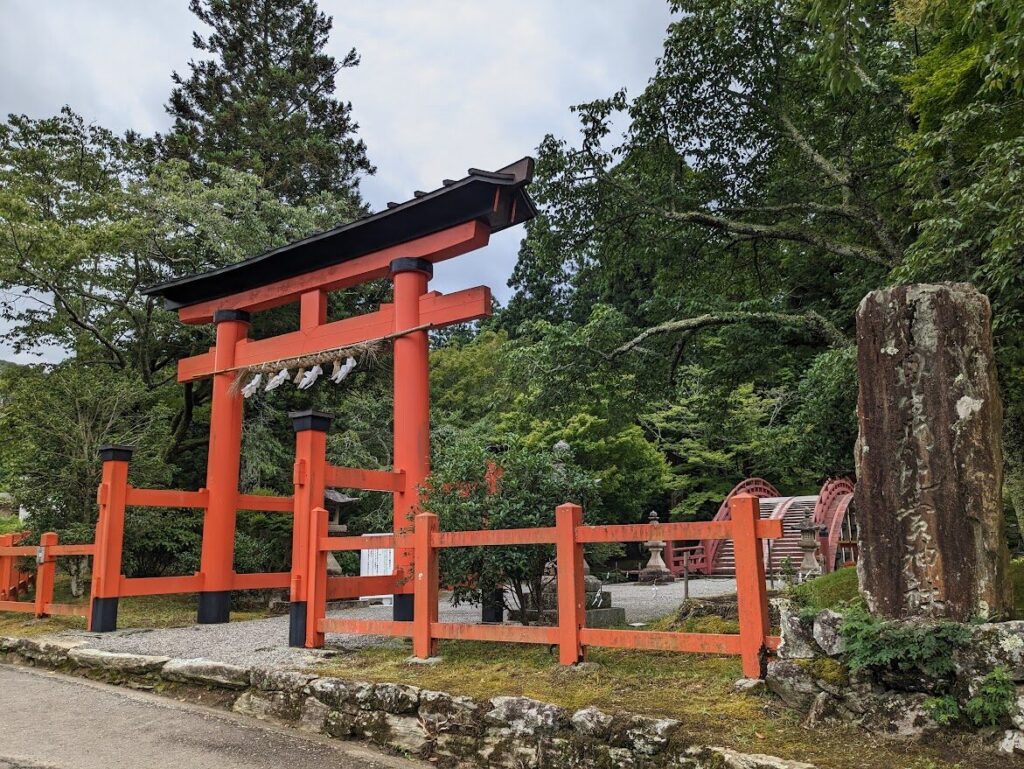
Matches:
[[390, 258, 433, 620], [198, 309, 250, 623]]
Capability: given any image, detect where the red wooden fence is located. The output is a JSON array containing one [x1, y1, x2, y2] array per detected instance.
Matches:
[[0, 532, 34, 601], [0, 532, 94, 618], [306, 494, 782, 678]]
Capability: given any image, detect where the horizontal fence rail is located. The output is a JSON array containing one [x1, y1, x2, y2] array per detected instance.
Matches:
[[302, 494, 781, 678], [0, 531, 94, 618]]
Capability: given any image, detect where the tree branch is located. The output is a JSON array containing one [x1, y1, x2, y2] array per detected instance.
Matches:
[[645, 207, 892, 267], [609, 310, 849, 359]]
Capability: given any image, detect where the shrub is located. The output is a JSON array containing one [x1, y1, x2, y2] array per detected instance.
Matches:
[[964, 667, 1016, 728], [839, 606, 970, 681], [923, 695, 960, 726]]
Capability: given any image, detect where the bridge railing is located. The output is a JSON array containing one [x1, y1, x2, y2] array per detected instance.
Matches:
[[305, 493, 782, 679]]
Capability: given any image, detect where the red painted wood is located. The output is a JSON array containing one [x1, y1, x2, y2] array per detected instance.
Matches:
[[233, 572, 291, 590], [432, 527, 557, 548], [90, 459, 129, 608], [237, 494, 293, 512], [431, 623, 558, 645], [575, 519, 782, 544], [579, 628, 743, 655], [318, 618, 414, 637], [319, 535, 398, 552], [118, 575, 203, 597], [326, 574, 397, 600], [34, 532, 57, 618], [43, 603, 90, 618], [325, 465, 405, 493], [48, 544, 95, 557], [177, 286, 491, 383], [413, 512, 439, 658], [732, 494, 772, 678], [0, 546, 37, 557], [305, 506, 329, 647], [556, 503, 586, 665], [198, 316, 248, 595], [177, 221, 489, 324], [126, 487, 209, 509]]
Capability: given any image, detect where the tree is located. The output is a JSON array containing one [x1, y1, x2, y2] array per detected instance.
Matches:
[[423, 430, 597, 623], [164, 0, 373, 204], [0, 108, 355, 570]]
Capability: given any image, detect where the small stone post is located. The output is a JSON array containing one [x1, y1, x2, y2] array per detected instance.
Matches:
[[855, 283, 1011, 620]]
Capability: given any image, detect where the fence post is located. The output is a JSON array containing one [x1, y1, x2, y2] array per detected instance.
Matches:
[[34, 532, 57, 618], [732, 493, 770, 678], [304, 506, 329, 648], [555, 503, 585, 665], [289, 410, 332, 647], [413, 511, 438, 659], [0, 534, 12, 600], [90, 445, 132, 632]]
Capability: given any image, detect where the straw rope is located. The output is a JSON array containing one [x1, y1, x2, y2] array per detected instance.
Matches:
[[226, 322, 432, 393]]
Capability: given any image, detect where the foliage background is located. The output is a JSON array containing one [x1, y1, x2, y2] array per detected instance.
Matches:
[[0, 0, 1022, 592]]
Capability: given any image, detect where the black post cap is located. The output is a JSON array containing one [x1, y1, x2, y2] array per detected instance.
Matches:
[[213, 309, 252, 324], [289, 409, 334, 433], [389, 257, 433, 278], [98, 445, 134, 462]]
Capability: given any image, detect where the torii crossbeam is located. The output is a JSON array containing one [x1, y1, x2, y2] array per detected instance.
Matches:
[[125, 158, 536, 633]]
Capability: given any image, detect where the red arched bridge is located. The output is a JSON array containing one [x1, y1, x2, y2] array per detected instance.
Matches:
[[666, 477, 857, 577]]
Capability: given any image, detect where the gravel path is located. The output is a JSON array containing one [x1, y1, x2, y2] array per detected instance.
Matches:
[[56, 578, 737, 670]]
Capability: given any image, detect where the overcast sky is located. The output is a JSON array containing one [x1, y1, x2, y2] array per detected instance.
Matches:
[[0, 1, 673, 363]]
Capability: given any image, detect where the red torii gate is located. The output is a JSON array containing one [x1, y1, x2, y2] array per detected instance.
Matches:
[[88, 159, 536, 640]]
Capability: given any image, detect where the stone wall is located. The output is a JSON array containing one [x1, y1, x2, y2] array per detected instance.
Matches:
[[765, 600, 1024, 756], [0, 635, 812, 769]]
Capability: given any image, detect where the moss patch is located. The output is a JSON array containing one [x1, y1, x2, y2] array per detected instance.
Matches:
[[789, 566, 861, 612]]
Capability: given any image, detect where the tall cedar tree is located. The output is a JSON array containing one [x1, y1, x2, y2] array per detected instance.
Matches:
[[164, 0, 374, 204]]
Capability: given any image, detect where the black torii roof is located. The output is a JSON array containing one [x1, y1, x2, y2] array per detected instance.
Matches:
[[143, 157, 537, 310]]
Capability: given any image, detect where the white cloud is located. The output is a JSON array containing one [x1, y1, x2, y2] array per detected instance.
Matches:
[[0, 0, 672, 362]]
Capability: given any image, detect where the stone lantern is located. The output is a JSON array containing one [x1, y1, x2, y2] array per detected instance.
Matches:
[[638, 511, 675, 584], [798, 515, 822, 581]]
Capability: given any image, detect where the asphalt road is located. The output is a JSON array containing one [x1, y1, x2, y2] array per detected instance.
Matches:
[[0, 665, 422, 769]]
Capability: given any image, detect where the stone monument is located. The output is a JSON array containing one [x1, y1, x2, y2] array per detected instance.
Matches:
[[855, 283, 1011, 620], [525, 560, 626, 628]]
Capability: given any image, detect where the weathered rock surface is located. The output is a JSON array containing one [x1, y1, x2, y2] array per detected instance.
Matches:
[[855, 283, 1011, 621], [811, 610, 845, 656], [701, 747, 817, 769], [68, 647, 169, 674], [776, 599, 816, 659], [953, 621, 1024, 681], [0, 637, 815, 768], [161, 657, 250, 689], [766, 660, 820, 710], [484, 695, 569, 736]]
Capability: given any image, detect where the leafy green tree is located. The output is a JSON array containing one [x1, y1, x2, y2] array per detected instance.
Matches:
[[164, 0, 373, 204], [423, 430, 597, 623]]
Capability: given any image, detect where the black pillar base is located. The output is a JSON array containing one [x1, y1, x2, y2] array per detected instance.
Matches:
[[393, 594, 414, 621], [197, 590, 231, 624], [90, 596, 119, 633], [289, 601, 307, 647], [481, 589, 504, 623]]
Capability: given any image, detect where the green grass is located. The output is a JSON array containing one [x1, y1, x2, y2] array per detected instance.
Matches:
[[791, 560, 1024, 619]]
